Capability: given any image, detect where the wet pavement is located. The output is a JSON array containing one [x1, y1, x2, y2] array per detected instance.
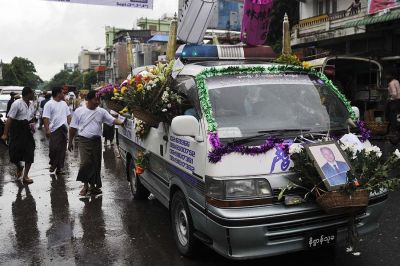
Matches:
[[0, 130, 399, 266]]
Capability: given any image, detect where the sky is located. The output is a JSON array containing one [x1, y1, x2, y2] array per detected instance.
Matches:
[[0, 0, 179, 81]]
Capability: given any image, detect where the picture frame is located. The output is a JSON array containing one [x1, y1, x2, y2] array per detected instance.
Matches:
[[305, 141, 352, 191]]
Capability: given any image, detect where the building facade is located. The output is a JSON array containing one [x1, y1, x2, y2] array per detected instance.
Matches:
[[292, 0, 400, 74], [78, 49, 106, 72]]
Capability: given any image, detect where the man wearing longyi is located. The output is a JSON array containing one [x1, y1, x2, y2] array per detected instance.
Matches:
[[68, 90, 125, 196]]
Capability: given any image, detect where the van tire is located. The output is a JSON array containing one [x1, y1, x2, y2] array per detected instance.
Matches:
[[128, 158, 150, 200], [171, 191, 198, 257]]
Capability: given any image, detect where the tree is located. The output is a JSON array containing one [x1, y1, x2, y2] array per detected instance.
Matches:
[[0, 57, 42, 88], [267, 0, 299, 53], [83, 70, 97, 90], [44, 69, 97, 91]]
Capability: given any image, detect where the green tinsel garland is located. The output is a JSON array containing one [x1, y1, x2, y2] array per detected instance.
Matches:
[[195, 65, 356, 133]]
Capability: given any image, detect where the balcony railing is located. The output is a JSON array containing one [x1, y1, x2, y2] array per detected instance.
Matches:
[[292, 7, 368, 43]]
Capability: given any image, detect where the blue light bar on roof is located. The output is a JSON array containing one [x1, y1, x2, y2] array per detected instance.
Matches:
[[176, 44, 276, 61]]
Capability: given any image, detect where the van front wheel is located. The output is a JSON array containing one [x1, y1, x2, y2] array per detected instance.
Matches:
[[128, 158, 150, 200], [171, 191, 198, 257]]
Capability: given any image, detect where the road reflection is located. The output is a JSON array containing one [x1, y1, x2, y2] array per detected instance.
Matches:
[[12, 185, 41, 263], [76, 196, 111, 265], [46, 175, 73, 250]]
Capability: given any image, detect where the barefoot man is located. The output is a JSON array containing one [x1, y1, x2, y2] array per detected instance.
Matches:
[[1, 87, 36, 184], [68, 90, 125, 196]]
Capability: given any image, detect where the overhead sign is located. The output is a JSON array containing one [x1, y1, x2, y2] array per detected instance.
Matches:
[[46, 0, 153, 9], [368, 0, 400, 14]]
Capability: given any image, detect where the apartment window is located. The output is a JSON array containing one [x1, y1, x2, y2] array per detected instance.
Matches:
[[332, 0, 337, 13], [149, 25, 157, 31], [317, 0, 324, 15], [325, 0, 330, 14]]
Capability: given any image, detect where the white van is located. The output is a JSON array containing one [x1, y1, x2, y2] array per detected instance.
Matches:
[[117, 46, 387, 259]]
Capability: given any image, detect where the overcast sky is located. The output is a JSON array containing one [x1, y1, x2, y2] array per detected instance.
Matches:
[[0, 0, 179, 81]]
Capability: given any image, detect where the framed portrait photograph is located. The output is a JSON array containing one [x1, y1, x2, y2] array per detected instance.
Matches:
[[305, 142, 351, 191]]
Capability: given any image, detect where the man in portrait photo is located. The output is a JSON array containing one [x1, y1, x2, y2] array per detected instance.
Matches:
[[319, 146, 350, 186]]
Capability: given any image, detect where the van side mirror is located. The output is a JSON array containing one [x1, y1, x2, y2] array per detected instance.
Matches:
[[171, 115, 200, 138], [352, 106, 360, 121]]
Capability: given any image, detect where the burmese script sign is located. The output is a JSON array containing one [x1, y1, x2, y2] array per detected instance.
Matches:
[[368, 0, 400, 14], [46, 0, 153, 9]]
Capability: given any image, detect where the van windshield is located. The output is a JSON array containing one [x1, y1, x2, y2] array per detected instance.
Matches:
[[206, 74, 350, 138]]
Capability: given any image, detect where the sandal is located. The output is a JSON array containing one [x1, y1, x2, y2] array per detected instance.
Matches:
[[79, 186, 89, 196], [49, 166, 56, 174], [90, 187, 102, 195], [23, 177, 34, 184]]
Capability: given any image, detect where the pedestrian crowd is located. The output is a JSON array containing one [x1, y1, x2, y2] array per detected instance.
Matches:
[[1, 87, 125, 196]]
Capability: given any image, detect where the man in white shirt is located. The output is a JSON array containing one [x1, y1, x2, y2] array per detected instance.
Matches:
[[68, 90, 125, 196], [43, 87, 72, 175], [1, 87, 36, 184]]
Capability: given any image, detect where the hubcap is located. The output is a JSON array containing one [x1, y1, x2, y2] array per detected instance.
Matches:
[[175, 203, 188, 246]]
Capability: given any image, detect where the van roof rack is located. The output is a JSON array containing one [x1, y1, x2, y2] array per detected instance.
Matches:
[[175, 44, 276, 62]]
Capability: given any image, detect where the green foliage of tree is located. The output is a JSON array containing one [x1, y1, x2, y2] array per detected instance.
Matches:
[[0, 57, 42, 89], [267, 1, 299, 53], [44, 69, 98, 91]]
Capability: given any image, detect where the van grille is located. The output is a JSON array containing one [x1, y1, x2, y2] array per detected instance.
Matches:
[[265, 196, 367, 243], [217, 45, 244, 59]]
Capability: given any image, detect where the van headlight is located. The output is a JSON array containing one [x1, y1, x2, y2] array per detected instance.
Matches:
[[206, 176, 273, 207]]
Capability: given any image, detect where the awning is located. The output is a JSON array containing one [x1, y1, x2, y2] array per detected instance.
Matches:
[[147, 35, 169, 43], [345, 9, 400, 27]]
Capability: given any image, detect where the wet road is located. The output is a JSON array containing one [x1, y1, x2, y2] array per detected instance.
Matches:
[[0, 130, 399, 266]]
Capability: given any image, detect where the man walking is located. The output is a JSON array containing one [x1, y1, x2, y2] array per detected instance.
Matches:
[[68, 90, 125, 196], [43, 87, 71, 175], [6, 92, 16, 117], [1, 87, 36, 184]]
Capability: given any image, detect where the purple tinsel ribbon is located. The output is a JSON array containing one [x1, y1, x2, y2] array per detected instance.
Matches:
[[356, 120, 371, 143], [208, 132, 286, 163]]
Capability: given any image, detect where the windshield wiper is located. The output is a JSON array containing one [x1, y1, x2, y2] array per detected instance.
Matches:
[[227, 129, 311, 146], [257, 129, 312, 134]]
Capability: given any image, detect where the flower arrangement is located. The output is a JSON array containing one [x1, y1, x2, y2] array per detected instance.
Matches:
[[135, 119, 151, 140], [274, 54, 302, 66], [96, 84, 118, 101], [122, 61, 183, 125], [135, 150, 149, 175], [281, 141, 400, 200]]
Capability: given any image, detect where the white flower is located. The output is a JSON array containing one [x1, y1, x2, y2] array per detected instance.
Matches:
[[167, 103, 172, 108], [289, 143, 303, 155], [394, 149, 400, 159], [146, 86, 151, 90], [364, 145, 382, 158], [162, 109, 167, 112]]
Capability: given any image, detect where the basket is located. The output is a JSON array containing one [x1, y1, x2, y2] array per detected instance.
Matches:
[[105, 99, 125, 113], [316, 190, 369, 214], [132, 107, 161, 127], [365, 121, 388, 136]]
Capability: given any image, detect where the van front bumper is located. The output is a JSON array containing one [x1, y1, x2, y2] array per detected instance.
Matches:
[[203, 194, 387, 260]]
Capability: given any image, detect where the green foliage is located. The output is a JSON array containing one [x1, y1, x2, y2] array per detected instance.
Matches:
[[0, 57, 42, 88], [44, 69, 97, 91]]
